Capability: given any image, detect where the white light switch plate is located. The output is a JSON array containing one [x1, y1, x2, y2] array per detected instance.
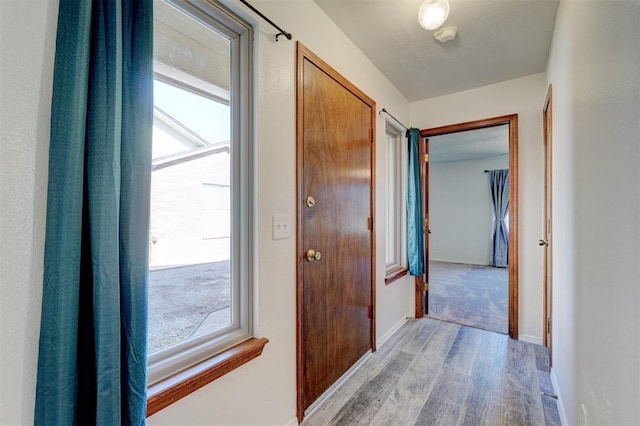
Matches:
[[272, 214, 291, 239]]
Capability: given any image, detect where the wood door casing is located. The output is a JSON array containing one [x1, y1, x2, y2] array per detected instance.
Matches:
[[414, 137, 430, 319], [296, 43, 376, 420], [422, 137, 430, 316], [543, 84, 553, 364], [419, 114, 519, 340]]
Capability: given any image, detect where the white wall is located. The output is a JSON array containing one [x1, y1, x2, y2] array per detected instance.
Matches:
[[546, 0, 640, 424], [411, 73, 548, 343], [0, 1, 57, 424], [429, 155, 509, 265], [0, 0, 414, 424]]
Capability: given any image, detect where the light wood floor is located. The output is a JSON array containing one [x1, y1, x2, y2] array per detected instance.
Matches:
[[303, 318, 561, 426]]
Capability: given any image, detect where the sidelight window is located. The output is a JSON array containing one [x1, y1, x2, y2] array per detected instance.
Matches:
[[385, 122, 408, 283], [147, 0, 254, 386]]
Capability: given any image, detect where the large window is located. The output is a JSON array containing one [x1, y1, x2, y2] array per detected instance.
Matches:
[[385, 122, 408, 284], [147, 0, 254, 386]]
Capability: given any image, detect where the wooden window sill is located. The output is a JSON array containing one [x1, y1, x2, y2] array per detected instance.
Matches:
[[147, 337, 269, 417], [385, 267, 408, 285]]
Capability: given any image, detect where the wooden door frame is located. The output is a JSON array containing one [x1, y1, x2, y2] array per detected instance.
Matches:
[[295, 42, 376, 422], [543, 84, 553, 363], [419, 114, 519, 339], [417, 137, 429, 317]]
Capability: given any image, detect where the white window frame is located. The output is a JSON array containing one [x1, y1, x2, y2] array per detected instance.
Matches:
[[385, 121, 408, 282], [147, 0, 254, 386]]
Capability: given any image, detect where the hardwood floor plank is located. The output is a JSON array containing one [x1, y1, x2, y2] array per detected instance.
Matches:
[[369, 321, 459, 425], [501, 388, 528, 425], [302, 375, 366, 426], [376, 319, 421, 358], [541, 394, 562, 426], [401, 320, 459, 397], [444, 325, 483, 376], [461, 390, 502, 426], [476, 328, 508, 370], [369, 388, 426, 426], [330, 351, 414, 425], [303, 318, 561, 426], [460, 330, 507, 425], [537, 370, 555, 396], [533, 344, 556, 398], [504, 338, 539, 394], [414, 367, 469, 426], [533, 343, 550, 372], [502, 341, 546, 426], [501, 388, 546, 426], [393, 317, 439, 355], [521, 389, 547, 426], [303, 320, 418, 425], [302, 353, 384, 426]]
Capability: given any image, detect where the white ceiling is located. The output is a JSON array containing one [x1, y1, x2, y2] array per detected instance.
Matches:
[[429, 124, 509, 163], [314, 0, 559, 101]]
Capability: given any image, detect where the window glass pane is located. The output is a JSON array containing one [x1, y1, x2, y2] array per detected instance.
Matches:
[[201, 183, 231, 239], [386, 133, 396, 266], [148, 5, 232, 354], [154, 80, 230, 150]]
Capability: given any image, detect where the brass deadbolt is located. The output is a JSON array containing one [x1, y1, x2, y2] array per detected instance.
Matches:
[[306, 249, 322, 261], [306, 196, 316, 208]]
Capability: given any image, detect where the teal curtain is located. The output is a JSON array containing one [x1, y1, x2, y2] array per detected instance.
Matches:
[[489, 169, 509, 267], [35, 0, 153, 424], [407, 128, 424, 276]]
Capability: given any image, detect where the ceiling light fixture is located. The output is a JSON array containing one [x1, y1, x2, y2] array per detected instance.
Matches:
[[417, 0, 450, 31]]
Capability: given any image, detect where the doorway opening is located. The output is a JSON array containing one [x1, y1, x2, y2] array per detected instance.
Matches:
[[418, 115, 519, 339]]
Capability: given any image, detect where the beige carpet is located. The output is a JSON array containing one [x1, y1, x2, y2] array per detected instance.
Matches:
[[427, 260, 508, 334]]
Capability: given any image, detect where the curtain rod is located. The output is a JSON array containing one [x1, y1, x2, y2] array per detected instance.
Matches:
[[238, 0, 292, 41], [380, 108, 409, 131]]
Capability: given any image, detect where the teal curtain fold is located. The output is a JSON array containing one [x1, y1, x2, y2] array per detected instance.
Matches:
[[489, 169, 509, 267], [407, 128, 424, 276], [35, 0, 153, 424]]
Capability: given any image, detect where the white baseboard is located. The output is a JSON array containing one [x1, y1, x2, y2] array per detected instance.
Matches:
[[284, 416, 299, 426], [518, 334, 543, 345], [303, 351, 372, 419], [550, 368, 568, 426], [377, 312, 412, 348], [290, 314, 411, 425]]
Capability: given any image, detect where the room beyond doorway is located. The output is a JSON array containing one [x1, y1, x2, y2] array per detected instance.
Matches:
[[427, 124, 509, 335], [418, 115, 519, 339], [428, 260, 508, 334]]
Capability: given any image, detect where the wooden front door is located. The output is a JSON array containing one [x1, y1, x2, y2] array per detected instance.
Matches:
[[296, 43, 376, 419]]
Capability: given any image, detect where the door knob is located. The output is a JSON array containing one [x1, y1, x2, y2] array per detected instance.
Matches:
[[306, 249, 322, 261], [538, 239, 549, 246]]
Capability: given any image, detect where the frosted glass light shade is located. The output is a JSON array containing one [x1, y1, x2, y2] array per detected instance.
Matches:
[[418, 0, 450, 30]]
